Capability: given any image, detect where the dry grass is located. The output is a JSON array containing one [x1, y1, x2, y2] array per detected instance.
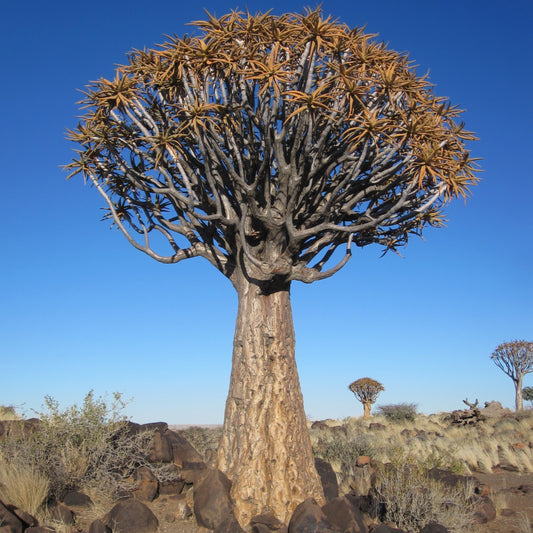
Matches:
[[311, 410, 533, 481], [0, 451, 50, 515]]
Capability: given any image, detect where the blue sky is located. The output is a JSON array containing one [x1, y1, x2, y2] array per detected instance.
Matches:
[[1, 1, 532, 424]]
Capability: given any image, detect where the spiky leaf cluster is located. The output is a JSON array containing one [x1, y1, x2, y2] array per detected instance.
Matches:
[[349, 377, 385, 404], [66, 8, 480, 285], [491, 340, 533, 383]]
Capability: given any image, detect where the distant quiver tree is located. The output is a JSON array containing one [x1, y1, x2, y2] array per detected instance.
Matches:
[[491, 340, 533, 410], [523, 386, 533, 404], [66, 8, 480, 525], [349, 377, 384, 418]]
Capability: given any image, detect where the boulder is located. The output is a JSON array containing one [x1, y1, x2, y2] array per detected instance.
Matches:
[[0, 500, 23, 533], [250, 512, 288, 533], [370, 525, 405, 533], [214, 514, 246, 533], [88, 519, 111, 533], [166, 429, 206, 482], [473, 495, 496, 524], [62, 490, 93, 509], [193, 469, 234, 530], [9, 507, 38, 528], [133, 466, 159, 502], [322, 496, 368, 533], [104, 499, 159, 533], [148, 428, 173, 463], [314, 458, 339, 502], [288, 498, 336, 533], [420, 523, 449, 533]]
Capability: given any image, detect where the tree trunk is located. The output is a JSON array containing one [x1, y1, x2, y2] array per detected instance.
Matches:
[[515, 375, 523, 411], [363, 402, 371, 419], [216, 276, 324, 526]]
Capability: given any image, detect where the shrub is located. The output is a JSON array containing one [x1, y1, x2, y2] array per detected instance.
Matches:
[[372, 453, 478, 532], [376, 403, 418, 422], [0, 405, 20, 420], [0, 391, 153, 500], [179, 426, 222, 462]]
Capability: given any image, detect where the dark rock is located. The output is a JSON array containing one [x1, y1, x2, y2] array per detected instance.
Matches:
[[500, 508, 515, 517], [0, 500, 23, 533], [193, 469, 234, 530], [148, 429, 173, 463], [370, 525, 405, 533], [322, 496, 368, 533], [0, 419, 40, 439], [214, 514, 246, 533], [166, 429, 205, 468], [427, 469, 480, 491], [251, 512, 288, 532], [88, 519, 111, 533], [159, 478, 186, 495], [314, 458, 339, 502], [25, 528, 56, 533], [138, 422, 168, 433], [369, 423, 386, 431], [473, 495, 496, 524], [133, 466, 159, 502], [346, 492, 372, 515], [104, 499, 159, 533], [9, 507, 38, 527], [62, 490, 93, 509], [288, 498, 336, 533], [311, 421, 331, 431], [420, 523, 449, 533]]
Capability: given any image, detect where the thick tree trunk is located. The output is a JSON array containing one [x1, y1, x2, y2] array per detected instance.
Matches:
[[363, 402, 371, 419], [515, 375, 523, 411], [216, 276, 324, 526]]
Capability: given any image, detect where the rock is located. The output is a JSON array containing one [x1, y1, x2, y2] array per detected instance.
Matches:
[[214, 514, 246, 533], [159, 477, 186, 495], [369, 423, 386, 431], [427, 469, 480, 491], [500, 508, 515, 517], [62, 490, 93, 509], [104, 499, 158, 533], [193, 469, 234, 530], [473, 495, 496, 524], [314, 458, 339, 502], [0, 419, 40, 440], [370, 525, 405, 533], [250, 512, 288, 532], [133, 466, 159, 502], [8, 507, 38, 528], [89, 519, 111, 533], [148, 428, 173, 463], [311, 421, 331, 431], [25, 528, 56, 533], [419, 523, 449, 533], [166, 429, 206, 482], [0, 500, 23, 533], [322, 496, 368, 533], [288, 498, 336, 533]]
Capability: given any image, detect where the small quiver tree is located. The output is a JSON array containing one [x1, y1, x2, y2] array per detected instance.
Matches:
[[349, 377, 384, 418], [66, 8, 480, 526], [523, 386, 533, 406], [491, 340, 533, 411]]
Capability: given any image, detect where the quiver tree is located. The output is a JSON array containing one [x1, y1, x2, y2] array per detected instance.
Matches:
[[491, 340, 533, 410], [65, 8, 480, 525], [349, 377, 385, 418]]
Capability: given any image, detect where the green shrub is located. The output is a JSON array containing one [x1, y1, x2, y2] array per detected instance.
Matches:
[[376, 403, 418, 422], [0, 391, 153, 500]]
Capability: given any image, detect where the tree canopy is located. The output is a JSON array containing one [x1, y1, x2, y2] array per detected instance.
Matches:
[[66, 8, 480, 289], [491, 340, 533, 410]]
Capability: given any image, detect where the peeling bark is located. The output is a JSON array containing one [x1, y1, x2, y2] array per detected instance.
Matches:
[[216, 276, 324, 526]]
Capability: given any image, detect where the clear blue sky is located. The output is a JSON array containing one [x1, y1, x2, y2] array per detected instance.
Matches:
[[1, 1, 532, 424]]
